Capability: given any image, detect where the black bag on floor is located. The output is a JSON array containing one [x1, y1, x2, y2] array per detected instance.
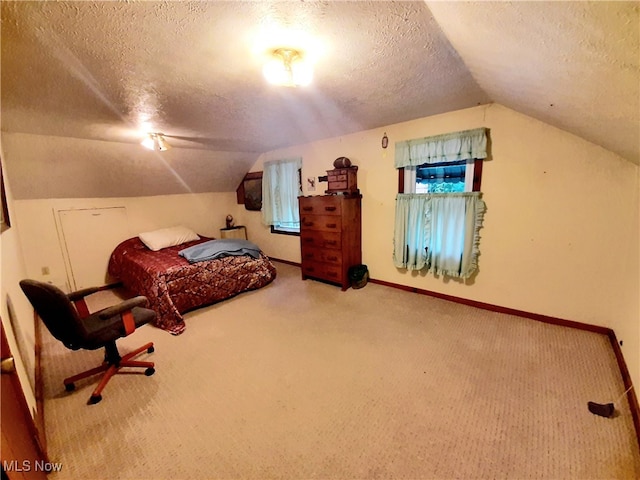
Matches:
[[348, 264, 369, 289]]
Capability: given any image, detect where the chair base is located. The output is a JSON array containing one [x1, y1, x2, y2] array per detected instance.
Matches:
[[63, 342, 155, 405]]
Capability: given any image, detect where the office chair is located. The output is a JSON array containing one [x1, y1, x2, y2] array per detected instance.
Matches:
[[19, 279, 157, 405]]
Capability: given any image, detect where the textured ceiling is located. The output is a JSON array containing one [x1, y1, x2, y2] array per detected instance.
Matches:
[[0, 1, 638, 199], [427, 1, 640, 165], [2, 1, 485, 150]]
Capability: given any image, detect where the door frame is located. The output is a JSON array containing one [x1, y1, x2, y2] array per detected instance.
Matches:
[[1, 320, 48, 479]]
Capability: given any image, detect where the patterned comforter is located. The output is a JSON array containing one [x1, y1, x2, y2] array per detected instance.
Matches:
[[108, 236, 277, 334]]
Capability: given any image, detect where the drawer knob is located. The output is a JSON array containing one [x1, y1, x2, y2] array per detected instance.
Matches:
[[325, 240, 337, 246], [326, 223, 337, 228], [324, 206, 336, 211], [304, 222, 314, 227], [327, 271, 338, 278], [303, 206, 313, 211], [328, 256, 338, 261]]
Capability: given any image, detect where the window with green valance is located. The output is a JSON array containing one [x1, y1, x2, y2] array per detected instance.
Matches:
[[394, 127, 488, 168], [393, 128, 488, 279]]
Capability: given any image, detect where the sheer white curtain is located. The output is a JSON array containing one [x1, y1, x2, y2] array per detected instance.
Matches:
[[261, 158, 302, 227], [393, 193, 486, 278]]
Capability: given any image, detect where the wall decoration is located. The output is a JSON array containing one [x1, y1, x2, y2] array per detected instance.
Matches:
[[243, 174, 263, 211], [307, 177, 316, 191], [381, 132, 389, 149], [236, 171, 263, 210]]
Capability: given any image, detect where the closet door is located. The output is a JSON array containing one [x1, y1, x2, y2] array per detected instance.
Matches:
[[58, 207, 129, 290]]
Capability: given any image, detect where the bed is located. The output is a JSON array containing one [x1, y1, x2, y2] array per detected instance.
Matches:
[[107, 235, 277, 335]]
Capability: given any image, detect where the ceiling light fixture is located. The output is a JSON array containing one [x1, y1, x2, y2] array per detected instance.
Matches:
[[263, 48, 312, 87], [141, 133, 171, 151]]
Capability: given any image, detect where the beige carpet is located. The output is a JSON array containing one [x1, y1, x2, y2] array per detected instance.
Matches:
[[41, 261, 640, 479]]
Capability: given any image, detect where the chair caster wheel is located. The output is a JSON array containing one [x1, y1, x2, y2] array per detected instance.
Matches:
[[65, 383, 75, 392], [88, 394, 102, 405], [147, 346, 155, 354], [145, 367, 155, 376]]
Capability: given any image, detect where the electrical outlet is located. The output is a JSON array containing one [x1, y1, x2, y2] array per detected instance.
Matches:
[[41, 266, 50, 275]]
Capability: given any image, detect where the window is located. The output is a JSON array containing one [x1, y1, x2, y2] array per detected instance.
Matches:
[[399, 159, 483, 194], [262, 158, 302, 235], [270, 222, 300, 235], [416, 162, 466, 193], [270, 167, 302, 235], [393, 128, 488, 278]]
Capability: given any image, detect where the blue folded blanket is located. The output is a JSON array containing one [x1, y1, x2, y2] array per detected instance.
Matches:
[[179, 239, 262, 263]]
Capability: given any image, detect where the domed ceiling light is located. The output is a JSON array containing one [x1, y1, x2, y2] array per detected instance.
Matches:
[[141, 133, 171, 151], [263, 48, 312, 87]]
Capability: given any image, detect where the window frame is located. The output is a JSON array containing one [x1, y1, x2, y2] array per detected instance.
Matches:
[[398, 159, 483, 193], [270, 223, 301, 236]]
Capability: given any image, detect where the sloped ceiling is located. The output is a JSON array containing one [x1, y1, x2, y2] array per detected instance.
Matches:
[[1, 1, 638, 199], [427, 1, 639, 164]]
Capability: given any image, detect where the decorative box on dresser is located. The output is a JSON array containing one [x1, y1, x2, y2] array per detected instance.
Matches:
[[298, 194, 362, 290]]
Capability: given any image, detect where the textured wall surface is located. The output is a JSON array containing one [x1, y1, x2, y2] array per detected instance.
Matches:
[[244, 103, 640, 390], [427, 1, 640, 164], [2, 133, 257, 199], [1, 1, 636, 198]]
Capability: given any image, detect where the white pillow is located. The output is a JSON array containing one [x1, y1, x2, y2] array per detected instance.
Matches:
[[138, 225, 200, 251]]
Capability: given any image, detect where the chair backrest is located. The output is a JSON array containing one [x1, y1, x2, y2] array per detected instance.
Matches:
[[19, 280, 86, 350]]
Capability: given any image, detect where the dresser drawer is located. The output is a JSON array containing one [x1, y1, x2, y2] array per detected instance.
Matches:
[[301, 247, 342, 266], [325, 167, 358, 195], [327, 180, 348, 190], [299, 196, 341, 215], [298, 194, 361, 291], [302, 262, 342, 283], [300, 214, 341, 232], [300, 230, 341, 249], [328, 173, 347, 182]]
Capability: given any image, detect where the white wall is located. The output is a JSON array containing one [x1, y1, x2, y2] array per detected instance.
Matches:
[[0, 152, 37, 414], [3, 184, 242, 418], [245, 104, 640, 389], [2, 133, 255, 200], [14, 193, 242, 290], [4, 103, 638, 394]]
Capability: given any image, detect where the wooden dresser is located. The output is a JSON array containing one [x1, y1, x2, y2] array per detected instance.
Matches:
[[298, 194, 362, 290]]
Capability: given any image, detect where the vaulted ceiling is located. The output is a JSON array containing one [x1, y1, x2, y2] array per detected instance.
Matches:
[[1, 1, 638, 199]]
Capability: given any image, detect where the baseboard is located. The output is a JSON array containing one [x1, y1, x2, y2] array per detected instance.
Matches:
[[367, 276, 639, 447], [368, 277, 612, 334], [608, 330, 640, 445], [269, 257, 301, 267], [267, 262, 639, 433]]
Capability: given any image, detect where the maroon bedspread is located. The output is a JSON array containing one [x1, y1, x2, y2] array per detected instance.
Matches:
[[108, 236, 277, 334]]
